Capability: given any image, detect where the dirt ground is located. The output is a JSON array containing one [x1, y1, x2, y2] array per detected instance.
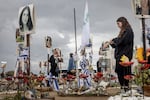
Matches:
[[46, 95, 109, 100], [55, 96, 109, 100], [0, 91, 110, 100], [48, 91, 109, 100]]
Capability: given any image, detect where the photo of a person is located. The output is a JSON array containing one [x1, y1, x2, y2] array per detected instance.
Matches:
[[16, 28, 24, 43], [45, 36, 52, 48], [141, 0, 149, 15], [132, 0, 150, 18], [135, 0, 142, 15], [19, 6, 33, 33]]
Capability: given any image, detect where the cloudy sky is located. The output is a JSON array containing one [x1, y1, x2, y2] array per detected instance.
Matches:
[[0, 0, 150, 74]]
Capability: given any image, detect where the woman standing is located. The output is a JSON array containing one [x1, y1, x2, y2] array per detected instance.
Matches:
[[104, 17, 134, 92]]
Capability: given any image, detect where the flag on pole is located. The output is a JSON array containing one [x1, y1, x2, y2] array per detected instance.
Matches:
[[81, 1, 92, 49]]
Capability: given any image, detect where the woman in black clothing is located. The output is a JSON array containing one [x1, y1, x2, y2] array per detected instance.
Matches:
[[104, 17, 134, 92], [49, 49, 59, 77]]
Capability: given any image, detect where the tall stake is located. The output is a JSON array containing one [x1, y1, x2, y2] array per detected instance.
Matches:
[[142, 18, 146, 60], [74, 8, 78, 77], [141, 17, 146, 99], [27, 34, 30, 76], [47, 53, 50, 75]]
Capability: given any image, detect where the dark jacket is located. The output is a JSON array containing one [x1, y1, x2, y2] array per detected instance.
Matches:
[[110, 27, 134, 73], [49, 55, 59, 77], [97, 60, 101, 72]]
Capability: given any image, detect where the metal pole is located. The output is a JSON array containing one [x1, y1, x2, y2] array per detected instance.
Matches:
[[74, 8, 77, 53]]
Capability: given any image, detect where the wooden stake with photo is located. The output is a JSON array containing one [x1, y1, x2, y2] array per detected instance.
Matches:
[[45, 36, 52, 75]]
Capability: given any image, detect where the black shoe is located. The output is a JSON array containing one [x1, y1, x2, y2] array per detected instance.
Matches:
[[124, 87, 129, 92]]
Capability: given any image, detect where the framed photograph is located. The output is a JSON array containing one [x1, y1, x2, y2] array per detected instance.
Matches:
[[131, 0, 150, 18], [18, 4, 35, 34]]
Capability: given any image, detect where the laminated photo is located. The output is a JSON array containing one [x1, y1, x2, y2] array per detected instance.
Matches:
[[45, 36, 52, 48], [131, 0, 150, 18], [16, 28, 24, 43], [18, 4, 35, 34], [20, 47, 29, 57]]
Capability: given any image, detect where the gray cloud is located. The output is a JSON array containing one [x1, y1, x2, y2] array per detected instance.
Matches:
[[0, 0, 149, 74]]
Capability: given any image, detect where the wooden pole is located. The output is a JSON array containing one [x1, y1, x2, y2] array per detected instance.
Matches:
[[26, 34, 30, 75], [141, 17, 146, 99], [47, 53, 50, 75], [142, 18, 146, 60]]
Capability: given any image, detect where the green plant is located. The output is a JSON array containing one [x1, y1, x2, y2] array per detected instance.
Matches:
[[13, 92, 22, 100], [134, 64, 150, 86]]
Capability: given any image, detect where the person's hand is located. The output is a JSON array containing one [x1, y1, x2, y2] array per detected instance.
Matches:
[[109, 40, 113, 44], [103, 42, 110, 49], [109, 39, 115, 45]]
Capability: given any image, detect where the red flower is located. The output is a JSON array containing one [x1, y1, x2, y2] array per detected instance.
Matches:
[[17, 74, 24, 79], [37, 76, 45, 82], [96, 72, 103, 78], [119, 62, 134, 67], [111, 76, 117, 80], [138, 60, 148, 64], [23, 77, 28, 83], [79, 74, 88, 78], [141, 64, 150, 70], [124, 75, 134, 80], [5, 77, 12, 81], [93, 73, 103, 82], [67, 74, 76, 79]]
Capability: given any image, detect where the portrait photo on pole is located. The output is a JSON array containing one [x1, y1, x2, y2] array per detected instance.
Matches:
[[45, 36, 52, 48], [131, 0, 150, 18], [16, 28, 24, 43], [18, 4, 35, 34]]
